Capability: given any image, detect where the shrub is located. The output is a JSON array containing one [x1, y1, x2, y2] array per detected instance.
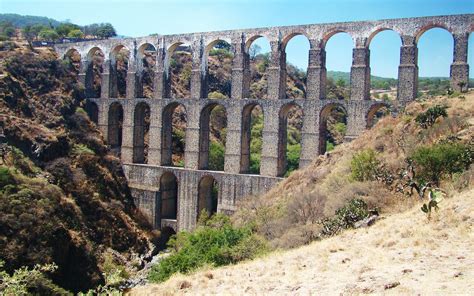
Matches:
[[415, 105, 448, 128], [0, 166, 15, 189], [71, 144, 95, 156], [285, 144, 301, 176], [410, 142, 473, 185], [350, 149, 380, 181], [321, 199, 370, 237], [148, 214, 267, 283], [209, 141, 225, 171]]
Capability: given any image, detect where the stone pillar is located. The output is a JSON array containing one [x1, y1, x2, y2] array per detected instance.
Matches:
[[97, 100, 109, 140], [350, 40, 371, 101], [121, 102, 134, 163], [82, 60, 94, 98], [267, 41, 286, 100], [306, 40, 326, 100], [451, 32, 469, 92], [190, 40, 207, 99], [224, 104, 242, 173], [78, 60, 87, 88], [231, 37, 250, 99], [345, 101, 367, 141], [397, 35, 418, 105], [260, 105, 279, 177], [184, 104, 200, 169], [299, 102, 320, 167], [148, 104, 162, 165], [154, 48, 167, 99], [101, 59, 111, 98], [126, 61, 138, 99]]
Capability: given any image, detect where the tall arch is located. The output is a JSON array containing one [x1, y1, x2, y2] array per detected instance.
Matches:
[[368, 29, 401, 101], [240, 103, 263, 174], [278, 102, 303, 177], [205, 39, 234, 98], [133, 102, 150, 164], [110, 45, 130, 98], [282, 34, 310, 99], [107, 102, 123, 155], [63, 48, 81, 75], [245, 35, 271, 99], [197, 175, 219, 220], [160, 172, 178, 220], [85, 100, 99, 124], [366, 103, 390, 128], [319, 103, 347, 154], [85, 47, 104, 98], [137, 43, 156, 98], [416, 27, 454, 97], [167, 42, 192, 98], [199, 103, 227, 170], [323, 32, 353, 100], [161, 102, 187, 167]]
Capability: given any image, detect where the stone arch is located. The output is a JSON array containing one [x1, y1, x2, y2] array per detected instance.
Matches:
[[245, 34, 272, 53], [137, 43, 157, 98], [161, 102, 187, 166], [63, 48, 81, 74], [321, 29, 355, 49], [244, 35, 272, 99], [319, 103, 348, 154], [205, 39, 234, 98], [278, 102, 303, 177], [415, 23, 453, 43], [323, 31, 353, 100], [85, 100, 99, 124], [198, 102, 227, 170], [166, 41, 192, 98], [133, 102, 151, 164], [85, 47, 104, 98], [240, 102, 264, 174], [366, 103, 390, 128], [160, 172, 178, 220], [281, 33, 310, 99], [367, 28, 402, 47], [107, 102, 123, 155], [197, 175, 219, 220], [109, 44, 131, 98]]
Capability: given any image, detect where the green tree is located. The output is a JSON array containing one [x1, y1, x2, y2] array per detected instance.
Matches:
[[38, 28, 59, 41], [55, 23, 79, 38], [96, 23, 116, 39], [67, 29, 84, 38]]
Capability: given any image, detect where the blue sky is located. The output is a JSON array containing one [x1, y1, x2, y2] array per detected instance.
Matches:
[[2, 0, 473, 78]]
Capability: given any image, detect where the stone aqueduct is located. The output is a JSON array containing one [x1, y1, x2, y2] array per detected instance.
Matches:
[[54, 14, 473, 232]]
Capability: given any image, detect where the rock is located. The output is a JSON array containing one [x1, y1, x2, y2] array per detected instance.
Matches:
[[384, 281, 400, 290], [354, 215, 379, 228]]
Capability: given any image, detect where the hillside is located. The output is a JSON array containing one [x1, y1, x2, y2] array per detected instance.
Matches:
[[130, 91, 474, 294], [130, 187, 474, 295], [0, 13, 62, 28]]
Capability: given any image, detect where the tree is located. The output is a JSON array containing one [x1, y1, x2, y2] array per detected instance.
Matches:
[[249, 43, 261, 60], [30, 24, 47, 40], [55, 23, 79, 38], [22, 25, 35, 50], [214, 40, 231, 51], [96, 23, 116, 39], [67, 29, 84, 39], [38, 28, 59, 41]]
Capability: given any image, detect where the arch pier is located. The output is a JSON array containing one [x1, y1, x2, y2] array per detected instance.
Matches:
[[55, 14, 473, 232]]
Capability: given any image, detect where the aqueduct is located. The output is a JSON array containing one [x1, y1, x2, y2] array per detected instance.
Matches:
[[55, 14, 473, 232]]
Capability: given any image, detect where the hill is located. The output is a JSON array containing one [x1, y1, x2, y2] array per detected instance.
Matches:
[[0, 13, 62, 28]]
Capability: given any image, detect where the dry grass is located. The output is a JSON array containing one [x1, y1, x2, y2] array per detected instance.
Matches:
[[129, 188, 474, 295]]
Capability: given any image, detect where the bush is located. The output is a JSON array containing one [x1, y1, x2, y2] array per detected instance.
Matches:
[[0, 166, 15, 189], [350, 149, 380, 181], [410, 142, 473, 185], [415, 105, 448, 128], [148, 214, 267, 283], [209, 141, 225, 171], [321, 199, 370, 237], [285, 144, 301, 176]]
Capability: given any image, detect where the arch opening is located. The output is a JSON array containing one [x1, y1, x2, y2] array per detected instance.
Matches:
[[110, 45, 130, 98], [107, 102, 123, 155], [278, 103, 303, 177], [284, 34, 309, 99], [366, 104, 391, 128], [85, 47, 104, 98], [157, 226, 176, 251], [246, 36, 271, 99], [325, 32, 352, 100], [206, 40, 233, 99], [417, 28, 454, 98], [199, 103, 227, 171], [160, 172, 178, 220], [138, 43, 156, 98], [161, 103, 187, 167], [64, 48, 81, 75], [240, 103, 263, 174], [319, 104, 347, 154], [85, 100, 98, 124], [368, 29, 401, 101], [133, 102, 150, 164], [168, 42, 192, 99], [197, 175, 219, 221]]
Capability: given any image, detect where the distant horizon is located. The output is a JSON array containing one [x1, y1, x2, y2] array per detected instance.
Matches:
[[1, 0, 473, 78]]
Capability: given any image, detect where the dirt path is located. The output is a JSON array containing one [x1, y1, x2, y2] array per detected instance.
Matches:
[[129, 189, 474, 295]]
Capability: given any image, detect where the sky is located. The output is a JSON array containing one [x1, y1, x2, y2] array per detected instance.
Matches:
[[1, 0, 474, 78]]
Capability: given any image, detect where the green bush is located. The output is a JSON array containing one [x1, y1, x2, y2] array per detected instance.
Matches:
[[0, 166, 15, 189], [321, 199, 370, 237], [148, 214, 267, 283], [415, 105, 448, 128], [350, 149, 380, 181], [285, 144, 301, 176], [410, 142, 473, 185], [209, 141, 225, 171]]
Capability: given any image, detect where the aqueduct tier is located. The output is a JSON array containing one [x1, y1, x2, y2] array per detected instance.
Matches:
[[55, 14, 473, 232]]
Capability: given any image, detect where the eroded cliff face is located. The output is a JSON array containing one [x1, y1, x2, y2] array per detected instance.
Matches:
[[0, 46, 154, 292]]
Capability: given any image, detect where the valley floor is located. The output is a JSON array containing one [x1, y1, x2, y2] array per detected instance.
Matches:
[[129, 189, 474, 295]]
